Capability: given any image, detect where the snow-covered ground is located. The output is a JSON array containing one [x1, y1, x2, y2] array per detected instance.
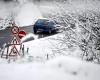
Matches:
[[0, 56, 100, 80], [0, 34, 100, 80], [0, 31, 82, 63], [21, 33, 82, 60], [0, 0, 100, 80]]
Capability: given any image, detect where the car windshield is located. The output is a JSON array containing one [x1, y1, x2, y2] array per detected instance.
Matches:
[[35, 19, 55, 26], [36, 19, 48, 24]]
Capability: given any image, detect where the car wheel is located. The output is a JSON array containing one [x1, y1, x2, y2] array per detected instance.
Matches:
[[48, 29, 52, 34], [34, 27, 37, 34]]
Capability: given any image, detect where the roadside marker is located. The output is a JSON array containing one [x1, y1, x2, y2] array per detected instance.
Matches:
[[1, 23, 25, 59], [18, 30, 26, 39], [7, 24, 21, 59]]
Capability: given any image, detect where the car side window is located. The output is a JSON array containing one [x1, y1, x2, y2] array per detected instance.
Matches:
[[44, 21, 49, 26]]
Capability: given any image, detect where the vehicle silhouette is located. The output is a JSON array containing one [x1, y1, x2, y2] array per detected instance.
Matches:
[[33, 19, 60, 34]]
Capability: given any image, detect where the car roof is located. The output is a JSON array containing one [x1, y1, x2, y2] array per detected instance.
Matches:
[[37, 19, 55, 23], [37, 19, 49, 22]]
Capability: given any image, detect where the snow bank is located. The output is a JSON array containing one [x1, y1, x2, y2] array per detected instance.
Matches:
[[46, 56, 100, 80], [0, 56, 100, 80], [22, 35, 53, 58], [21, 34, 62, 58], [21, 33, 82, 60], [21, 33, 38, 43]]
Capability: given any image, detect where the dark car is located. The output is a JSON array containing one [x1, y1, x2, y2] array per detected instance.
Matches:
[[33, 19, 60, 34]]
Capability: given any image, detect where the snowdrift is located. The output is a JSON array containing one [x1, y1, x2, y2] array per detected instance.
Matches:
[[0, 56, 100, 80]]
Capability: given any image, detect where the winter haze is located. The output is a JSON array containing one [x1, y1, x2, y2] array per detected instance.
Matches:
[[0, 0, 100, 80]]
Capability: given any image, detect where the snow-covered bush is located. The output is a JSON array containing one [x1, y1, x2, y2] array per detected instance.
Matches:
[[39, 1, 100, 64], [0, 12, 15, 30]]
